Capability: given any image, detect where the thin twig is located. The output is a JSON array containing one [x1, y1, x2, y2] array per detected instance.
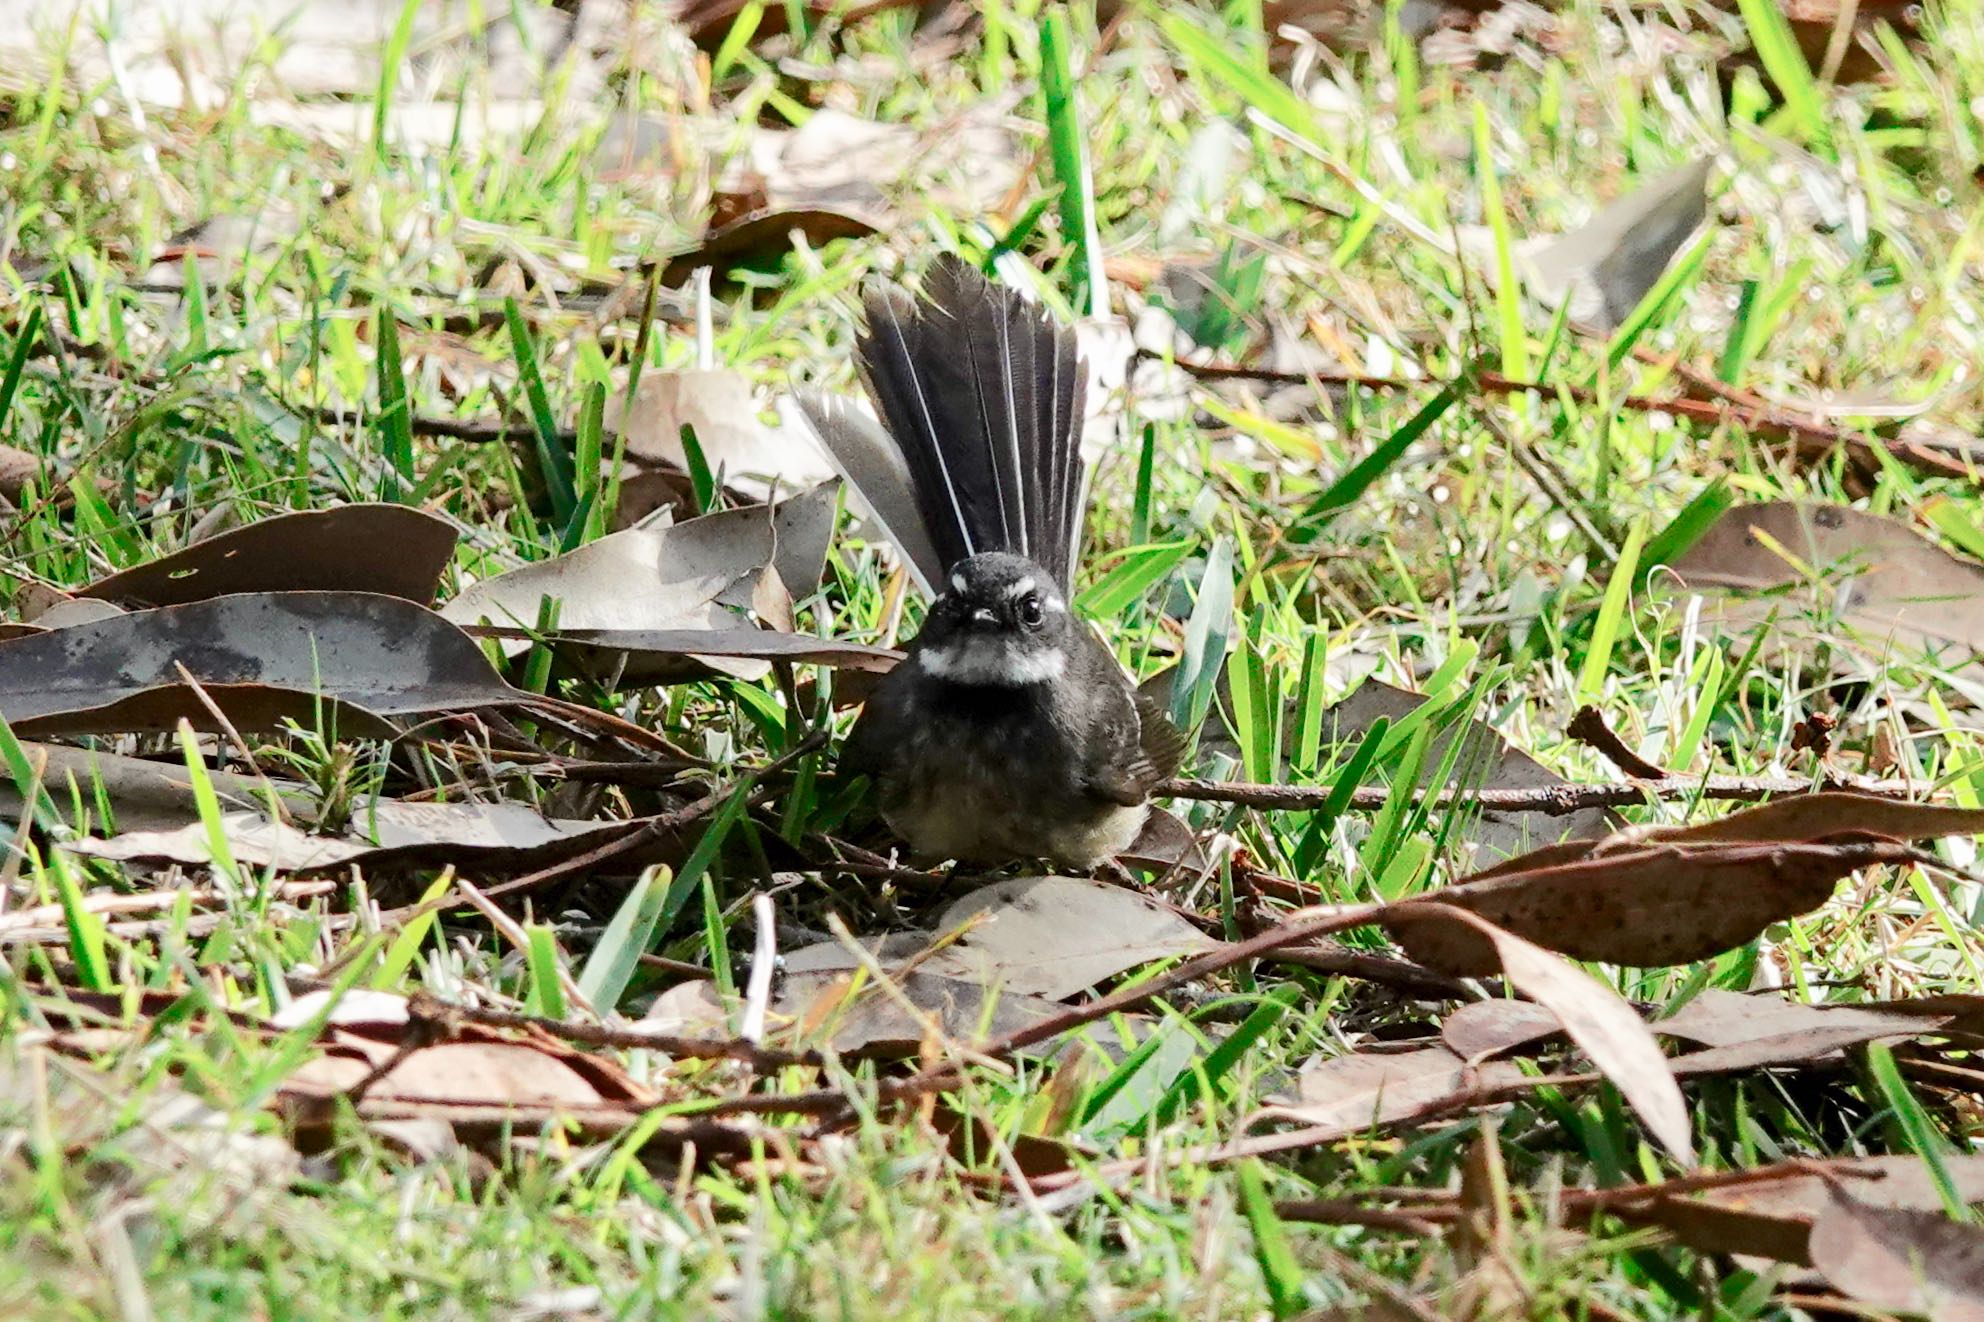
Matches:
[[1158, 771, 1931, 815], [1566, 705, 1672, 781]]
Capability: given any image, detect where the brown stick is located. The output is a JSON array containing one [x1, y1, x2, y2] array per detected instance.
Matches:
[[1157, 771, 1930, 815], [1566, 705, 1672, 780]]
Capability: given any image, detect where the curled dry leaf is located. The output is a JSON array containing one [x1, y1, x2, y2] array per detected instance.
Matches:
[[1655, 988, 1937, 1050], [78, 504, 459, 608], [1505, 157, 1713, 334], [1441, 998, 1563, 1063], [1809, 1188, 1984, 1320], [1383, 905, 1694, 1162], [443, 482, 838, 681], [784, 877, 1212, 1003], [775, 966, 1062, 1057], [1273, 1045, 1516, 1133], [543, 627, 900, 686], [0, 590, 519, 736], [280, 991, 654, 1122], [1400, 837, 1917, 973]]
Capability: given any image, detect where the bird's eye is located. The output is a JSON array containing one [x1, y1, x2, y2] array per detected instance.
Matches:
[[1018, 593, 1045, 628]]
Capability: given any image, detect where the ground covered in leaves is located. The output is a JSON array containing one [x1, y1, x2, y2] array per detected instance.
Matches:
[[4, 0, 1984, 1317]]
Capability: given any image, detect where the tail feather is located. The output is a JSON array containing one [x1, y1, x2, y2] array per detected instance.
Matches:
[[853, 255, 1087, 592]]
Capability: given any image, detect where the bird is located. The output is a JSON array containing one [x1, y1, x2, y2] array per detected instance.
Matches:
[[797, 255, 1186, 869]]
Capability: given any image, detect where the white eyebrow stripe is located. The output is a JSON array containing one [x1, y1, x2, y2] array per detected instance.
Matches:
[[1002, 577, 1037, 600], [950, 570, 969, 594]]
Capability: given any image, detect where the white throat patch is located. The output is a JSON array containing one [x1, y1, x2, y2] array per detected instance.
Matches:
[[919, 638, 1067, 686]]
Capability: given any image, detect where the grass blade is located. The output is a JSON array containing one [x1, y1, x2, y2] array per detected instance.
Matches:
[[505, 298, 579, 528], [1040, 9, 1108, 317], [1304, 383, 1457, 524], [374, 306, 414, 502], [1472, 104, 1530, 380], [577, 865, 675, 1011], [1577, 519, 1646, 704]]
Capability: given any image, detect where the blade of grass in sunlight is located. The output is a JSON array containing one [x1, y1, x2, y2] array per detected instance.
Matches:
[[523, 923, 567, 1018], [374, 307, 414, 502], [505, 298, 580, 529], [1472, 105, 1530, 381], [373, 873, 454, 989], [1238, 1160, 1306, 1319], [371, 0, 422, 167], [1736, 0, 1828, 146], [1172, 537, 1235, 734], [1865, 1042, 1969, 1222], [1078, 539, 1193, 618], [578, 864, 675, 1012], [1643, 477, 1732, 569], [1040, 8, 1108, 317], [1577, 520, 1645, 704], [1303, 384, 1457, 525]]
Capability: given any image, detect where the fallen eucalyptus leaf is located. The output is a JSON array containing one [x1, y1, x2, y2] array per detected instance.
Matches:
[[1667, 501, 1984, 690], [77, 504, 459, 608], [1629, 1155, 1984, 1267], [0, 591, 519, 736], [1401, 838, 1915, 972], [1809, 1189, 1984, 1319], [933, 876, 1214, 1001], [1385, 905, 1694, 1162], [605, 370, 835, 500], [67, 800, 627, 873], [442, 483, 838, 679]]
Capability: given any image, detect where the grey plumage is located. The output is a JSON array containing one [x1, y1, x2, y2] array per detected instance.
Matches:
[[852, 255, 1088, 593], [821, 257, 1184, 868]]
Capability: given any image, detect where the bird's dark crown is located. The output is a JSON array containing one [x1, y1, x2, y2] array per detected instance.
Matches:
[[915, 551, 1072, 686]]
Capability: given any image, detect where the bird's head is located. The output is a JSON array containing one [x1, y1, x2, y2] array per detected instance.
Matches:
[[914, 552, 1072, 687]]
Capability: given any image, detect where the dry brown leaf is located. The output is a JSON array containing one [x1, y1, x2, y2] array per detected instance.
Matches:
[[66, 800, 628, 874], [1655, 988, 1936, 1050], [1627, 1155, 1984, 1266], [1274, 1045, 1484, 1132], [776, 967, 1061, 1057], [78, 504, 458, 608], [542, 628, 901, 686], [0, 591, 518, 736], [1384, 905, 1694, 1162], [442, 483, 838, 680], [1668, 501, 1984, 690], [1809, 1188, 1984, 1319], [932, 877, 1215, 1001], [1399, 838, 1915, 972], [605, 370, 835, 499], [1441, 998, 1563, 1062]]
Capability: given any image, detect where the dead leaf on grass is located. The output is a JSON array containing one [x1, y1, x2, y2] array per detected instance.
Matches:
[[442, 482, 838, 680], [605, 370, 835, 500], [541, 628, 900, 686], [1384, 905, 1694, 1162], [1399, 837, 1916, 973], [1808, 1187, 1984, 1319], [932, 876, 1215, 1001], [1667, 501, 1984, 690], [776, 966, 1062, 1057], [67, 800, 628, 874], [1441, 999, 1563, 1063], [77, 504, 458, 608], [1272, 1045, 1504, 1133], [1497, 157, 1714, 334], [0, 590, 519, 736]]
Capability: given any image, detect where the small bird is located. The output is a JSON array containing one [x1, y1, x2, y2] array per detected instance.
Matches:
[[800, 256, 1185, 869]]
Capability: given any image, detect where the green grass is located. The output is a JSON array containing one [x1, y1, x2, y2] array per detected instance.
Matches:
[[4, 0, 1984, 1317]]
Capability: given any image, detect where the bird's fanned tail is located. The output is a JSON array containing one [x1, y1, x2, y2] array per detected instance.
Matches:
[[851, 255, 1088, 593]]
